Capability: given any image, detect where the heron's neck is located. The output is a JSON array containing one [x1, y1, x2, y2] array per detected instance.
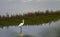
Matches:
[[23, 20, 24, 23]]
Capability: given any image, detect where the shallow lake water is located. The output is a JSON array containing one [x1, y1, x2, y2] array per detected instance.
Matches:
[[0, 20, 60, 37]]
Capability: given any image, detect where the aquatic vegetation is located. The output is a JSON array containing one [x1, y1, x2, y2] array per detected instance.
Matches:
[[0, 10, 60, 27]]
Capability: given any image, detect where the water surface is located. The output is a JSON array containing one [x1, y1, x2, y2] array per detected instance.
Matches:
[[0, 20, 60, 37]]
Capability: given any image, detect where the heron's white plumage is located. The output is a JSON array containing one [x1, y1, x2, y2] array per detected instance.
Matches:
[[18, 19, 24, 27], [18, 23, 24, 27]]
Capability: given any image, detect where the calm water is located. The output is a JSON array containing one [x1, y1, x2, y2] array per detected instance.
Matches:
[[0, 20, 60, 37]]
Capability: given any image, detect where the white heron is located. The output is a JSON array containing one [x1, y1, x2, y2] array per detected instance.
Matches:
[[18, 19, 24, 36], [18, 19, 24, 27]]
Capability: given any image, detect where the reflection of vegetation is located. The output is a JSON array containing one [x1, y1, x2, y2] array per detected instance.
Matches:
[[0, 10, 60, 27], [19, 35, 32, 37]]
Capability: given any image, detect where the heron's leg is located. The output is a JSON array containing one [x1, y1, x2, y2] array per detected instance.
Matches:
[[20, 26, 22, 34]]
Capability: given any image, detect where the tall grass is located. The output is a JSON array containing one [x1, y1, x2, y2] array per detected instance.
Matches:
[[0, 10, 60, 27]]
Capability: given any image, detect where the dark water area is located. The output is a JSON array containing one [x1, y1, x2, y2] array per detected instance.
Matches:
[[0, 20, 60, 37]]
